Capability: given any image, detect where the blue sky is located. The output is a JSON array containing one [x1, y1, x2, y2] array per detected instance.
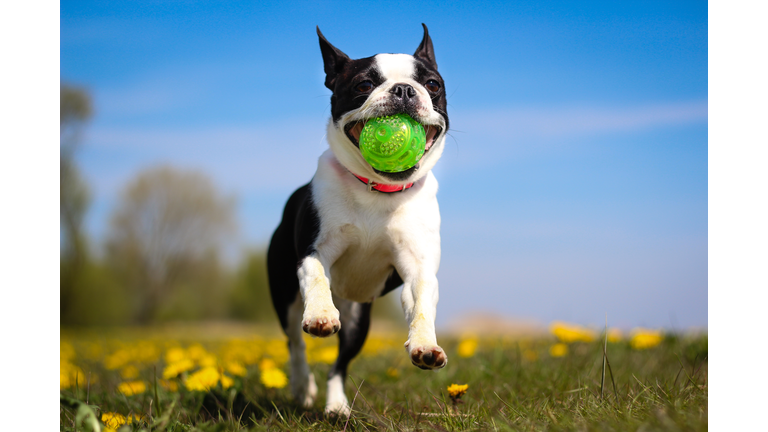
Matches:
[[60, 0, 708, 330]]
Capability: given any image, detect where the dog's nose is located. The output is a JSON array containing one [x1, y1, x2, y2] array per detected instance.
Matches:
[[390, 83, 416, 101]]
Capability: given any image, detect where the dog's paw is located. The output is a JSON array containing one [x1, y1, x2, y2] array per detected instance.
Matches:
[[290, 371, 317, 408], [302, 314, 341, 337], [407, 344, 448, 370], [325, 400, 351, 417]]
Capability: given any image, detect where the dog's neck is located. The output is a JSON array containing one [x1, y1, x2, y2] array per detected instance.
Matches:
[[350, 172, 415, 193]]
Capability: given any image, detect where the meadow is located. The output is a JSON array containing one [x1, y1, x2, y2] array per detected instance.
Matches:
[[60, 322, 707, 431]]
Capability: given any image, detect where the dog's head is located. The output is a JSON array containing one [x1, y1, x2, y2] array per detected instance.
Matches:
[[318, 24, 449, 185]]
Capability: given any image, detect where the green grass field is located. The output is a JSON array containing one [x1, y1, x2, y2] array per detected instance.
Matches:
[[60, 323, 707, 431]]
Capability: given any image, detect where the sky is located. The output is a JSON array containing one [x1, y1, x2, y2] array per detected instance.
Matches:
[[60, 0, 708, 330]]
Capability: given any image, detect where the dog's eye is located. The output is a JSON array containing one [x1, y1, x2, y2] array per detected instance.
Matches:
[[355, 81, 374, 93], [425, 80, 441, 93]]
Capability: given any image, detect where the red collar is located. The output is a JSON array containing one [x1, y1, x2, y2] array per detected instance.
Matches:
[[352, 173, 414, 193]]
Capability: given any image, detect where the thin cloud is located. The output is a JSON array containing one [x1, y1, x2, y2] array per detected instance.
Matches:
[[454, 100, 708, 139], [81, 119, 329, 197]]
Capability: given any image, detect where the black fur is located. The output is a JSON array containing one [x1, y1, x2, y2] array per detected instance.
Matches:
[[267, 183, 319, 330]]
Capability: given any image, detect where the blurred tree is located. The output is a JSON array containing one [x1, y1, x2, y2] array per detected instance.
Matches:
[[106, 166, 236, 324], [229, 249, 277, 322], [60, 84, 92, 322]]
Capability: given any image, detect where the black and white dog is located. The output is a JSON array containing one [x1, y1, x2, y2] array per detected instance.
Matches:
[[267, 24, 449, 416]]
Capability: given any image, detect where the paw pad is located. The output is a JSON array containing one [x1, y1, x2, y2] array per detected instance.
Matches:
[[410, 346, 447, 370]]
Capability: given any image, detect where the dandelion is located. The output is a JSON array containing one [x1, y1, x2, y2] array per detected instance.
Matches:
[[309, 346, 338, 364], [60, 362, 84, 390], [165, 347, 187, 364], [550, 321, 596, 343], [199, 353, 218, 367], [102, 412, 127, 429], [60, 341, 76, 362], [118, 380, 147, 396], [549, 343, 568, 357], [258, 358, 277, 371], [260, 367, 288, 389], [163, 357, 194, 379], [447, 383, 469, 414], [264, 340, 290, 364], [186, 344, 210, 362], [104, 348, 132, 370], [185, 366, 234, 391], [447, 383, 469, 399], [457, 337, 478, 358], [102, 413, 143, 430], [630, 328, 663, 350], [386, 367, 399, 378], [224, 360, 247, 377]]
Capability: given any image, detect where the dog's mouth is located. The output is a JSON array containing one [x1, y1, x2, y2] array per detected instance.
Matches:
[[344, 120, 442, 154]]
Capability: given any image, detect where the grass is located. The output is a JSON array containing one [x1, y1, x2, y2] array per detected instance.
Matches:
[[60, 324, 707, 431]]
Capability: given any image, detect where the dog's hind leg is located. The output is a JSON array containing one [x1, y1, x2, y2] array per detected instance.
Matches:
[[286, 293, 318, 408], [267, 201, 318, 408], [325, 297, 372, 417]]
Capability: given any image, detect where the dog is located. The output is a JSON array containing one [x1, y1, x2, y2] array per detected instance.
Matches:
[[267, 24, 449, 416]]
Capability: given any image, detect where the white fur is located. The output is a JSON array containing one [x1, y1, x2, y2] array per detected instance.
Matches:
[[287, 294, 317, 407], [325, 374, 350, 416]]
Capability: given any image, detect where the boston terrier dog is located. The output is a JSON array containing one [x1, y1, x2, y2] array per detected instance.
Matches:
[[267, 24, 449, 416]]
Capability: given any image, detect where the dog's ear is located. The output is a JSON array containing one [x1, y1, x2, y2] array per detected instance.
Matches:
[[414, 23, 437, 69], [317, 26, 350, 90]]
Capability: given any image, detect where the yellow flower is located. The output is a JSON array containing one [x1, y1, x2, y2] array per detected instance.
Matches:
[[447, 383, 469, 399], [258, 358, 277, 371], [60, 362, 84, 389], [118, 380, 147, 396], [60, 341, 76, 362], [550, 321, 596, 343], [264, 340, 289, 364], [102, 412, 127, 429], [102, 412, 143, 429], [309, 346, 338, 364], [104, 348, 132, 370], [549, 343, 568, 357], [220, 373, 234, 389], [184, 367, 233, 391], [165, 347, 187, 364], [630, 328, 664, 350], [224, 361, 247, 377], [457, 338, 478, 358], [386, 367, 399, 378], [163, 358, 194, 379], [186, 344, 210, 362], [260, 367, 288, 389], [199, 353, 218, 367]]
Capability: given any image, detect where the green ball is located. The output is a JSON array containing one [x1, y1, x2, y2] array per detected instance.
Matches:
[[359, 113, 426, 173]]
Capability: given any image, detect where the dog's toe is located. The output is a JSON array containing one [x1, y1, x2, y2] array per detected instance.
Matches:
[[302, 316, 341, 337]]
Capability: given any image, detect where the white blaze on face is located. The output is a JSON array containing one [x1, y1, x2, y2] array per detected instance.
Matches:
[[374, 54, 416, 82]]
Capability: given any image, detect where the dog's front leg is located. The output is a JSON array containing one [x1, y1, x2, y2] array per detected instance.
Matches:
[[297, 243, 345, 337], [399, 271, 447, 370]]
